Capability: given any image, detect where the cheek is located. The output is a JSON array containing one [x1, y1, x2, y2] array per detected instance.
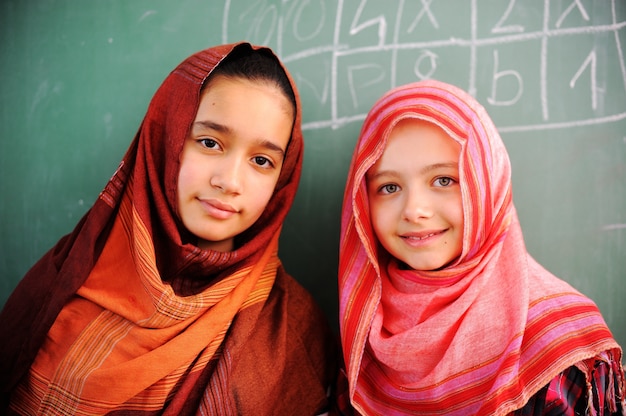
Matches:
[[249, 176, 280, 216], [451, 194, 464, 229], [176, 167, 191, 200], [369, 201, 389, 240], [448, 195, 465, 249], [176, 157, 198, 206]]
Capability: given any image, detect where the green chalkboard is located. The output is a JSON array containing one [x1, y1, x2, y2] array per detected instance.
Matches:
[[1, 0, 625, 348]]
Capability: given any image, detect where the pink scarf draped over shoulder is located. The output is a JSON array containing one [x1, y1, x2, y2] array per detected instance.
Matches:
[[338, 79, 624, 415]]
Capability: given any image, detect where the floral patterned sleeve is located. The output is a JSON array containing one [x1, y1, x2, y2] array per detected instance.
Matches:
[[514, 359, 624, 416]]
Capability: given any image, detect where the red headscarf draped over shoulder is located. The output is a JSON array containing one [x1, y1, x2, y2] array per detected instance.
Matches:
[[0, 43, 305, 411], [339, 80, 624, 415]]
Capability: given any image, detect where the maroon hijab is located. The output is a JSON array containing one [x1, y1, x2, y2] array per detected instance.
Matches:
[[0, 42, 304, 401]]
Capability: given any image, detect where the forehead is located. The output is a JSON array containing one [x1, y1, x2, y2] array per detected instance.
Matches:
[[200, 74, 294, 119], [194, 75, 293, 146], [376, 118, 459, 165]]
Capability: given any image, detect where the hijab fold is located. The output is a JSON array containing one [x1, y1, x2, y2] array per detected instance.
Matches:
[[339, 80, 624, 415]]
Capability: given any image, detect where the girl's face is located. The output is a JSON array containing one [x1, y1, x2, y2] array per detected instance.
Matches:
[[177, 75, 293, 252], [367, 118, 463, 271]]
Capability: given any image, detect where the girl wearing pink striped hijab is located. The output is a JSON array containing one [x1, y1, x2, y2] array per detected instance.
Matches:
[[338, 80, 624, 415]]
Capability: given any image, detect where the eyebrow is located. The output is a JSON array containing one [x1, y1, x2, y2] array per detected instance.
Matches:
[[192, 120, 286, 157], [367, 162, 458, 181], [422, 162, 459, 172], [192, 120, 232, 135]]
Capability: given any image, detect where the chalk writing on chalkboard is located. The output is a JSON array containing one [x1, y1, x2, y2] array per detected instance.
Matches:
[[222, 0, 626, 133]]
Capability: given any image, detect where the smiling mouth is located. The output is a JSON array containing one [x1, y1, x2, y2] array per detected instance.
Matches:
[[206, 198, 236, 212], [199, 198, 238, 219], [402, 230, 444, 241]]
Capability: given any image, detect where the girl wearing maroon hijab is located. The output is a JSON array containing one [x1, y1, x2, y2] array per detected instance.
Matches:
[[0, 43, 337, 415]]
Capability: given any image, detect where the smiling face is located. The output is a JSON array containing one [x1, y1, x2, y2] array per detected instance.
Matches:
[[367, 118, 464, 271], [177, 75, 294, 252]]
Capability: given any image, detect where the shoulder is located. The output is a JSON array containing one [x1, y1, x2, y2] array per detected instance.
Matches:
[[228, 266, 340, 415], [526, 256, 605, 333], [518, 256, 624, 413], [271, 268, 338, 348]]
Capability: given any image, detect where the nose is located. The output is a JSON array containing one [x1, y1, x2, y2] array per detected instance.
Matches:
[[402, 188, 433, 222], [210, 157, 243, 195]]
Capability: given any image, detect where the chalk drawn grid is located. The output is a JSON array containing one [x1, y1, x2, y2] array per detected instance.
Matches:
[[223, 0, 626, 132]]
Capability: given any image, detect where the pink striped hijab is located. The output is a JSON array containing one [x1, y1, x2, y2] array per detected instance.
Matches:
[[338, 80, 624, 415]]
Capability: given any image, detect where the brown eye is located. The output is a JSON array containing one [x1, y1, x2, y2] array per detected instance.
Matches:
[[253, 156, 273, 168], [199, 138, 219, 149], [434, 177, 455, 187], [380, 184, 399, 194]]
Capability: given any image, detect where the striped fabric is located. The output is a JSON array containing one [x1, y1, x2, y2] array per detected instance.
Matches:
[[9, 180, 280, 414], [338, 80, 624, 415]]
